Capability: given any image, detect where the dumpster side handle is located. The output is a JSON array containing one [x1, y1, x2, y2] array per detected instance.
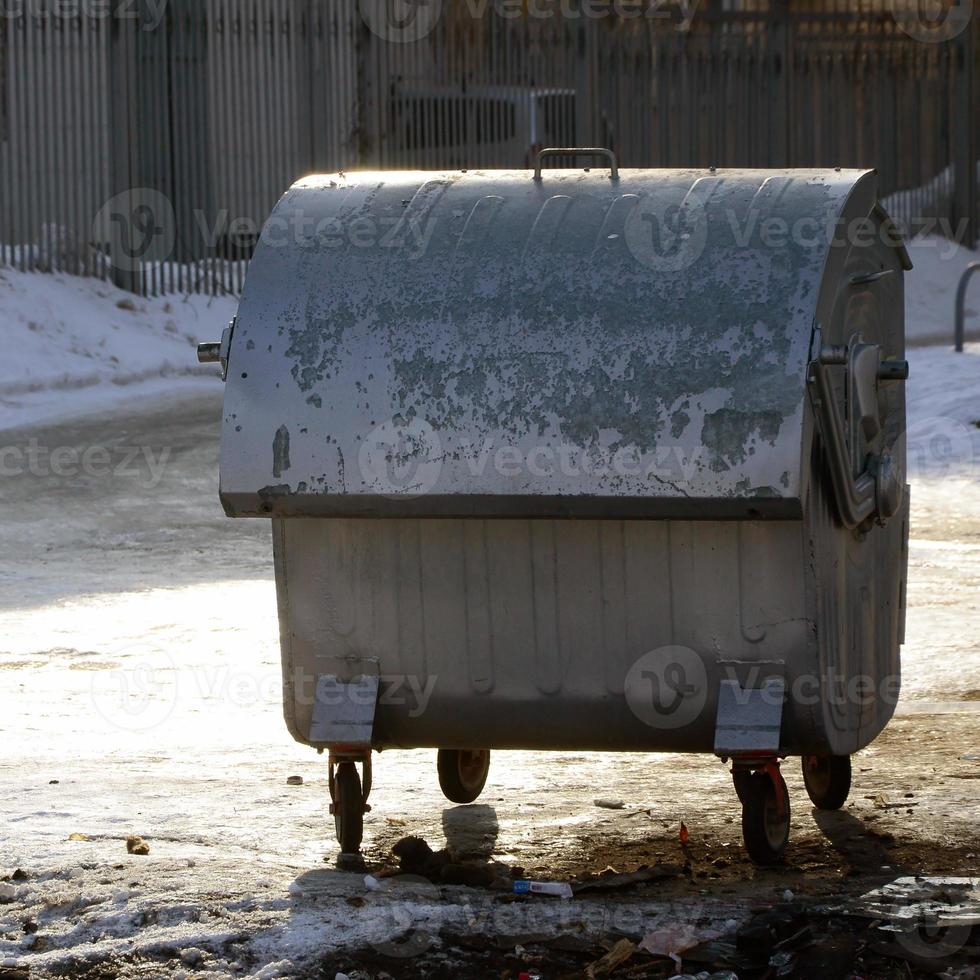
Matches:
[[809, 336, 908, 529]]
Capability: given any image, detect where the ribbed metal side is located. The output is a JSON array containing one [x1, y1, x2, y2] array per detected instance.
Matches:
[[274, 516, 813, 752]]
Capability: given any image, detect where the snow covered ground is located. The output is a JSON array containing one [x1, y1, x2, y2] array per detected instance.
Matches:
[[904, 235, 980, 344], [0, 268, 235, 433]]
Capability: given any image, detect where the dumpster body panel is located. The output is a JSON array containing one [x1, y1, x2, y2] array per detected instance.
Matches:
[[208, 161, 910, 861]]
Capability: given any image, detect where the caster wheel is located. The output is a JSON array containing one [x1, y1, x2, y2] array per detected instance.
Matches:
[[332, 761, 364, 853], [802, 753, 851, 810], [740, 768, 790, 865], [437, 749, 490, 804]]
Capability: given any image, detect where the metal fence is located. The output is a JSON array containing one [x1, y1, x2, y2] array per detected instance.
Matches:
[[0, 0, 977, 295]]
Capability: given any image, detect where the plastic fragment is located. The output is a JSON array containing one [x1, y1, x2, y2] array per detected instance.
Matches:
[[513, 879, 573, 898]]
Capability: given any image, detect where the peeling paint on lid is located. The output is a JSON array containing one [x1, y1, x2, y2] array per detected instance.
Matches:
[[219, 167, 895, 518]]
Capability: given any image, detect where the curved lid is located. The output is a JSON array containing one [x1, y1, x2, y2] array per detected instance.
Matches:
[[219, 166, 890, 518]]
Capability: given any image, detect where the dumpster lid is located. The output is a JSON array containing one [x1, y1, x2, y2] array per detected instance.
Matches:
[[217, 166, 899, 519]]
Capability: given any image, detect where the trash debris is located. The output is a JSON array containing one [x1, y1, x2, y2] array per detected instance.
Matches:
[[639, 923, 701, 969], [573, 862, 683, 894], [513, 879, 573, 899], [867, 793, 917, 810], [0, 882, 18, 902], [0, 967, 30, 980], [585, 937, 635, 977], [783, 889, 795, 901], [372, 928, 432, 959], [180, 949, 204, 967], [67, 832, 90, 841], [285, 775, 303, 786], [736, 904, 811, 958], [679, 822, 690, 845], [126, 835, 150, 855], [593, 798, 625, 810], [389, 835, 504, 887], [843, 875, 980, 929]]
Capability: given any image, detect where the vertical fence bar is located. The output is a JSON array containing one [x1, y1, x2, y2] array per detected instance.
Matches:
[[0, 14, 12, 267], [953, 19, 977, 247]]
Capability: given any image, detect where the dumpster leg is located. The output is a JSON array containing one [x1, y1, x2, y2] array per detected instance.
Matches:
[[730, 756, 790, 865], [801, 753, 851, 810], [328, 751, 372, 860]]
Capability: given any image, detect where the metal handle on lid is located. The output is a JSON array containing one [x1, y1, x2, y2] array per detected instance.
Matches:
[[533, 147, 619, 180]]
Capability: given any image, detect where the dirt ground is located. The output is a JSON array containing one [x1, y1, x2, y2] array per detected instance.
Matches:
[[1, 393, 978, 979]]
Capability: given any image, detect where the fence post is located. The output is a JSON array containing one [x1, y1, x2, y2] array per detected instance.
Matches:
[[770, 0, 792, 168], [107, 0, 141, 294], [953, 19, 977, 249], [575, 4, 598, 148], [355, 8, 377, 166]]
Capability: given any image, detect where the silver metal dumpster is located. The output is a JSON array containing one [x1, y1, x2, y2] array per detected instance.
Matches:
[[201, 149, 911, 864]]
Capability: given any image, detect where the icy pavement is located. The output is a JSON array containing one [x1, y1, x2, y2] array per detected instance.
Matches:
[[0, 341, 978, 976]]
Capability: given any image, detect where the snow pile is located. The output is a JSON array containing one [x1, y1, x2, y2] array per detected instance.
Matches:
[[906, 341, 980, 481], [0, 267, 235, 432], [905, 235, 980, 345]]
